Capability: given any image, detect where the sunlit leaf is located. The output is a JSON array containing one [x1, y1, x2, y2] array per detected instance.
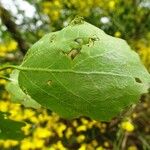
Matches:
[[17, 21, 150, 121]]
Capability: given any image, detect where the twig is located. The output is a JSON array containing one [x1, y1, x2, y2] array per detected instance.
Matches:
[[0, 3, 28, 55]]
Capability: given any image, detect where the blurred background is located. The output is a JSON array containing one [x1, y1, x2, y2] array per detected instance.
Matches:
[[0, 0, 150, 150]]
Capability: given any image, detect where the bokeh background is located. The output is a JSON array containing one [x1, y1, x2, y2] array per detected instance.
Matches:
[[0, 0, 150, 150]]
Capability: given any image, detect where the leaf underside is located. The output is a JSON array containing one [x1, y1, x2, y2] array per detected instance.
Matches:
[[17, 21, 150, 121], [6, 70, 41, 109]]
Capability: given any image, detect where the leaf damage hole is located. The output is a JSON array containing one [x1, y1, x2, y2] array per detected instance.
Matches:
[[74, 38, 84, 45], [134, 77, 142, 83], [67, 49, 79, 60], [47, 80, 52, 86], [61, 49, 79, 60], [88, 35, 100, 47]]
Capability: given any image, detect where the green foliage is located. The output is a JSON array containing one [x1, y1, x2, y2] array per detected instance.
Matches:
[[0, 0, 150, 148], [6, 70, 41, 109], [0, 112, 25, 140], [15, 21, 150, 121]]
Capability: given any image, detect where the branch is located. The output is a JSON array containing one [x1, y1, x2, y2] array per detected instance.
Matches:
[[0, 3, 28, 55]]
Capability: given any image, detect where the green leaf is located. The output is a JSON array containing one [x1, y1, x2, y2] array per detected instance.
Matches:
[[0, 112, 25, 140], [17, 21, 150, 121], [6, 70, 41, 109]]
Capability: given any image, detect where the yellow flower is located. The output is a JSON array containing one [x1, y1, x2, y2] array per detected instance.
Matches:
[[53, 141, 67, 150], [0, 51, 6, 57], [79, 143, 87, 150], [0, 140, 19, 149], [56, 123, 67, 137], [76, 125, 87, 132], [91, 140, 98, 147], [49, 147, 56, 150], [121, 121, 135, 132], [43, 8, 50, 14], [77, 135, 85, 143], [7, 40, 18, 51], [21, 123, 31, 135], [81, 118, 89, 125], [137, 43, 150, 70], [29, 116, 39, 123], [0, 79, 7, 85], [42, 1, 51, 7], [104, 141, 110, 147], [96, 146, 104, 150], [32, 138, 45, 149], [108, 1, 115, 9], [114, 31, 121, 37], [72, 120, 78, 127], [38, 112, 51, 123], [87, 120, 97, 128], [0, 44, 7, 51], [0, 101, 10, 112], [21, 137, 45, 150], [50, 11, 60, 21], [9, 104, 23, 121], [128, 145, 138, 150], [2, 91, 10, 99], [42, 0, 62, 21], [20, 138, 33, 150], [34, 127, 52, 138], [65, 127, 73, 139], [54, 0, 61, 7], [23, 109, 35, 120]]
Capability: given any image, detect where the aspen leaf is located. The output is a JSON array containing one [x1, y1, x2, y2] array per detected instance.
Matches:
[[17, 21, 150, 121]]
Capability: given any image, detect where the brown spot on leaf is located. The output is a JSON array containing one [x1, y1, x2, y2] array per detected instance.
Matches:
[[47, 80, 52, 86], [50, 34, 56, 42], [22, 87, 28, 95]]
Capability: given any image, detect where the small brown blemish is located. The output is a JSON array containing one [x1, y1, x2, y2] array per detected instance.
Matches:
[[50, 34, 56, 42], [134, 77, 142, 83], [47, 80, 52, 86], [22, 87, 28, 95]]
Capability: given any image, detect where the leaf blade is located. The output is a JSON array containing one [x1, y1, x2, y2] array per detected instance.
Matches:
[[18, 21, 150, 121]]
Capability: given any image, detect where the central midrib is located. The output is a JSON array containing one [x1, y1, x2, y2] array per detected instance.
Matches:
[[11, 65, 131, 78]]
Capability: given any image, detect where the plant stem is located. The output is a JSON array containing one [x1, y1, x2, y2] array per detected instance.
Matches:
[[0, 76, 11, 81], [0, 65, 17, 72]]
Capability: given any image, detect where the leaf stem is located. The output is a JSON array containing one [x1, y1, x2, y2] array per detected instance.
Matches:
[[0, 65, 17, 81], [0, 76, 12, 81], [0, 65, 18, 72]]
